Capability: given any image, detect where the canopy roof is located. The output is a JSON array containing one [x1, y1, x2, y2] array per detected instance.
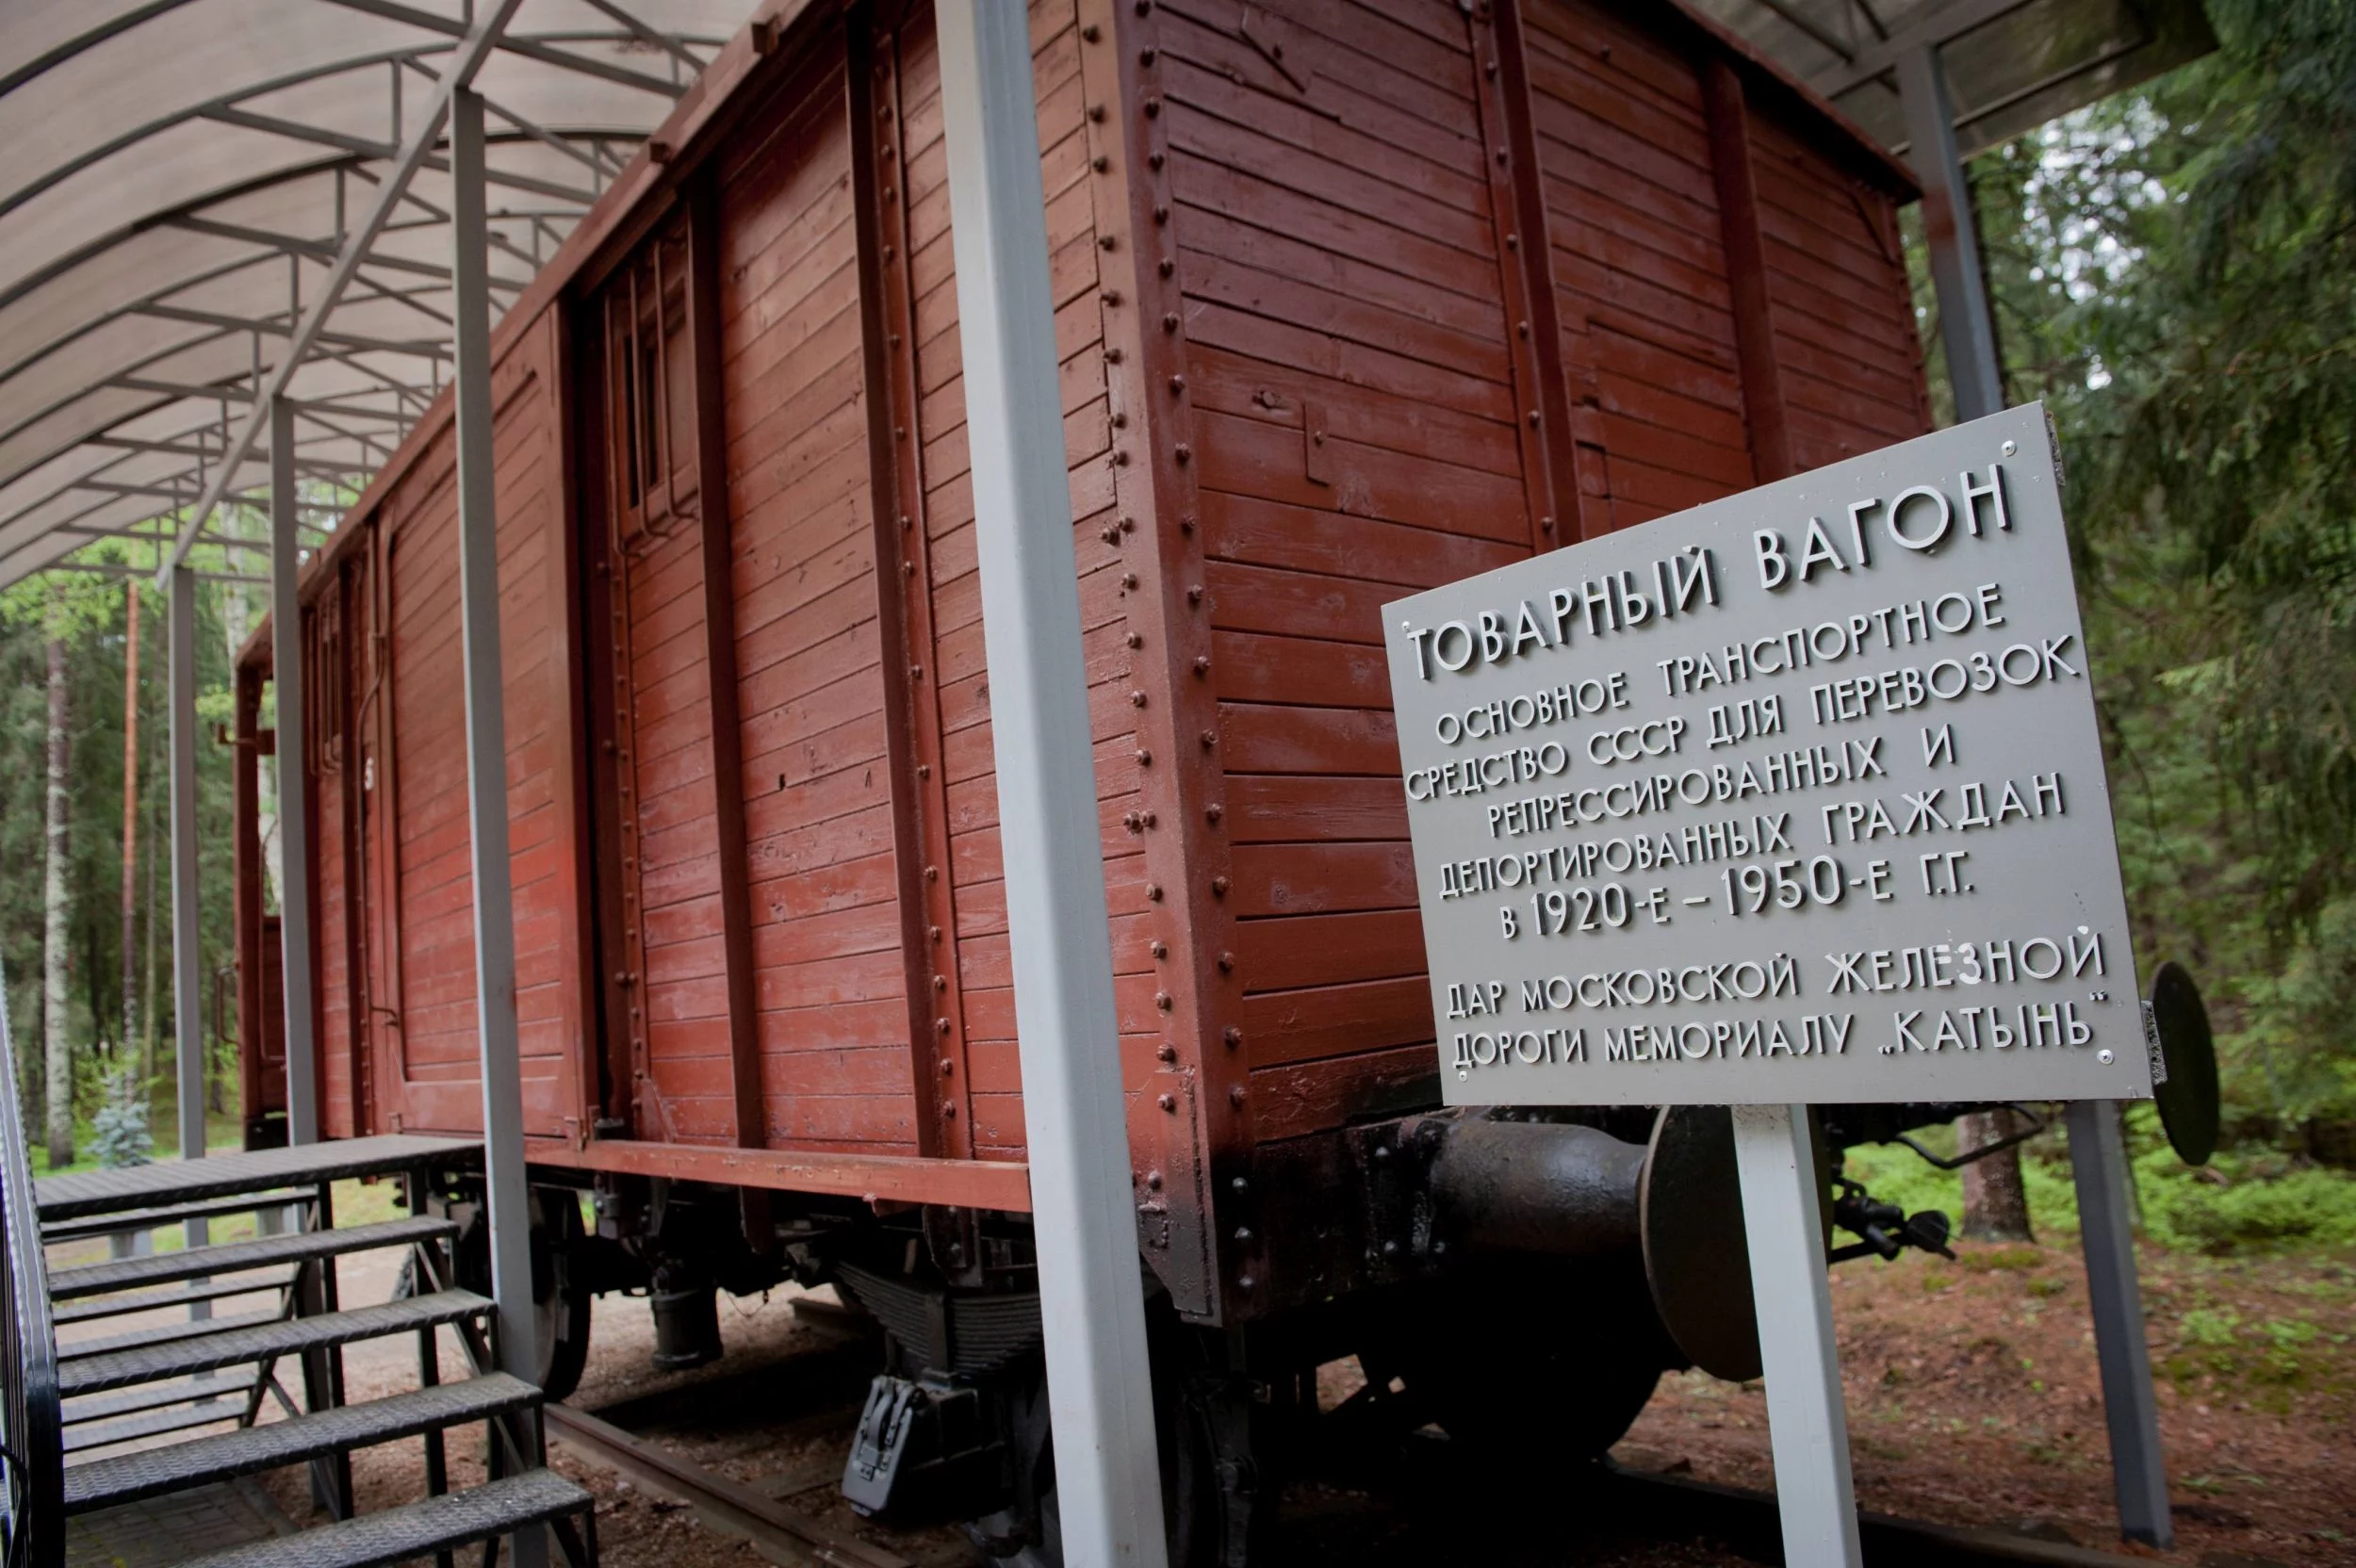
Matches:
[[0, 0, 2214, 592], [0, 0, 761, 589], [1696, 0, 2215, 159]]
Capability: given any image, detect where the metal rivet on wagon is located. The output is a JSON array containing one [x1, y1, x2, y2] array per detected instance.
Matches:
[[1156, 992, 1173, 1011], [1137, 748, 1153, 765], [1211, 875, 1229, 896], [1158, 1093, 1176, 1112], [1229, 1085, 1246, 1105], [1147, 882, 1164, 901], [1223, 1027, 1243, 1049]]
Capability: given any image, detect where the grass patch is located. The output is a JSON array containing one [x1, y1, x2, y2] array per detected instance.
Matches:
[[1838, 1104, 2356, 1257]]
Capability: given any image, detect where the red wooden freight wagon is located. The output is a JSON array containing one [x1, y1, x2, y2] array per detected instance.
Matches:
[[231, 0, 1936, 1555]]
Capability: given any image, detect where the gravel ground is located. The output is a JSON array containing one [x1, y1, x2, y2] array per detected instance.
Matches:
[[180, 1189, 2348, 1568]]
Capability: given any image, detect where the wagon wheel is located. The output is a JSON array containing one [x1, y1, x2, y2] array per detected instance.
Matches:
[[970, 1323, 1248, 1568], [414, 1185, 592, 1401], [1394, 1261, 1667, 1470]]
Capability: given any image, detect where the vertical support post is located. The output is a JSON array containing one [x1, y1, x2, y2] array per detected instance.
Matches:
[[170, 565, 212, 1321], [451, 87, 548, 1561], [2068, 1101, 2173, 1546], [1733, 1103, 1863, 1568], [1897, 45, 2003, 422], [934, 5, 1170, 1563], [269, 395, 319, 1146]]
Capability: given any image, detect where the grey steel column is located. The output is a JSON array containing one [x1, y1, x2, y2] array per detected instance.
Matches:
[[170, 565, 212, 1299], [1896, 45, 2004, 422], [451, 90, 546, 1554], [2068, 1101, 2173, 1545], [269, 396, 319, 1146], [934, 4, 1170, 1562]]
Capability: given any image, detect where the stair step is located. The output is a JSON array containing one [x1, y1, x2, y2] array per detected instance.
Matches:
[[62, 1372, 260, 1427], [169, 1469, 592, 1568], [35, 1133, 479, 1224], [41, 1190, 312, 1245], [64, 1374, 542, 1512], [63, 1396, 249, 1454], [58, 1310, 282, 1362], [47, 1215, 454, 1300], [60, 1290, 492, 1396], [54, 1274, 293, 1326]]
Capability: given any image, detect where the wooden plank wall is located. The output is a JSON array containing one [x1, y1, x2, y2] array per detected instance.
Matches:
[[1744, 112, 1933, 468], [894, 0, 1155, 1163], [1156, 0, 1532, 1145], [1526, 0, 1754, 529], [311, 600, 354, 1140], [709, 45, 923, 1153], [1161, 0, 1929, 1152]]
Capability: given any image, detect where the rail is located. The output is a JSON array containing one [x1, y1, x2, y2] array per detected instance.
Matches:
[[0, 969, 62, 1568]]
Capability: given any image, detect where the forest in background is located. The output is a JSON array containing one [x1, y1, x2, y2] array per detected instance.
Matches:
[[1, 521, 274, 1168], [4, 0, 2354, 1237]]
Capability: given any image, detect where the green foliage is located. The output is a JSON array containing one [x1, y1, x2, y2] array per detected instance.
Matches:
[[0, 546, 250, 1148], [89, 1070, 153, 1168], [1839, 1102, 2356, 1256], [1939, 0, 2356, 1135]]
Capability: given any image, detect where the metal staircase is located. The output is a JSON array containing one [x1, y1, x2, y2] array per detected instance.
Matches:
[[0, 1096, 597, 1568]]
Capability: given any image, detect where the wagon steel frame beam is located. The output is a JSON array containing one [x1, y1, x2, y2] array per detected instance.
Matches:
[[155, 0, 532, 589]]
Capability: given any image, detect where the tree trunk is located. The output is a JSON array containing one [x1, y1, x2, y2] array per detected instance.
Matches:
[[43, 632, 74, 1166], [1959, 1109, 2035, 1241], [121, 581, 141, 1080]]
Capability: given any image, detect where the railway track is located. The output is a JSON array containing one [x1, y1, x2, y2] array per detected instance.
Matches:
[[545, 1378, 2168, 1568]]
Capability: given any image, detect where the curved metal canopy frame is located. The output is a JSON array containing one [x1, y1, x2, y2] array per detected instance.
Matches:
[[0, 0, 763, 589]]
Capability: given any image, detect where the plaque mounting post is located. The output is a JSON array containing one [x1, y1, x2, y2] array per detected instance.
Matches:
[[2068, 1101, 2173, 1545], [1733, 1103, 1862, 1568]]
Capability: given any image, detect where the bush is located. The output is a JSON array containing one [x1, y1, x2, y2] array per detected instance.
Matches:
[[89, 1070, 151, 1169]]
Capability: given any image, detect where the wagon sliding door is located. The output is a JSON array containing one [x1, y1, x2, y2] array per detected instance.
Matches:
[[372, 323, 584, 1141], [580, 31, 937, 1160]]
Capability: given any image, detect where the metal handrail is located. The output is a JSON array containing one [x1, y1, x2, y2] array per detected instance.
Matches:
[[0, 970, 63, 1568]]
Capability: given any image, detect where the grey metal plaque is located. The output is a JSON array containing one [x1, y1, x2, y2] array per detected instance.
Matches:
[[1386, 404, 2148, 1106]]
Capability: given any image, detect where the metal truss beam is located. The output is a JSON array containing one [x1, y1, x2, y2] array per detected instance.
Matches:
[[157, 0, 533, 590], [317, 0, 691, 98], [199, 105, 601, 206]]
